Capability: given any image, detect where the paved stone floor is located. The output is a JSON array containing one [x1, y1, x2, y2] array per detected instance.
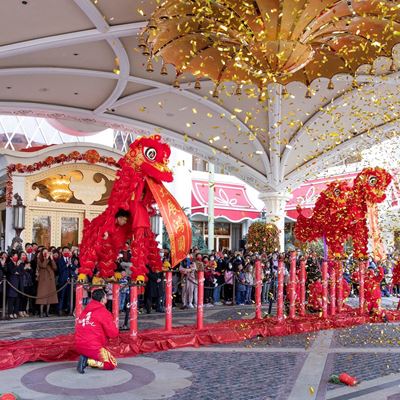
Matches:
[[2, 305, 400, 399]]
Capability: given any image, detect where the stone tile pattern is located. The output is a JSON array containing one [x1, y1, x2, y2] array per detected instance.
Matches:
[[331, 324, 400, 348], [152, 350, 306, 400]]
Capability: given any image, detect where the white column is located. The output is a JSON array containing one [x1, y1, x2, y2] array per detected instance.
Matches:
[[259, 192, 291, 251], [208, 163, 215, 253], [268, 83, 283, 188]]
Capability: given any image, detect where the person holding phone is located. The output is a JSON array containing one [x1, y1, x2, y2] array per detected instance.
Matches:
[[36, 248, 58, 317]]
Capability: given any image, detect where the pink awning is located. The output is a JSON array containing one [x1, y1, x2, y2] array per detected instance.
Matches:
[[191, 180, 260, 222]]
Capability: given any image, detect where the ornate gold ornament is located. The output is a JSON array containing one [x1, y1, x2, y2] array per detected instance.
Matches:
[[142, 0, 400, 89]]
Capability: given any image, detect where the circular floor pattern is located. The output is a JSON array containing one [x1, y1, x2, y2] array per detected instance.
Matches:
[[1, 356, 192, 400], [21, 363, 155, 395]]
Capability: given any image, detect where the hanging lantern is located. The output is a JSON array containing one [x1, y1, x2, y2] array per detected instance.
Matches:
[[146, 60, 154, 72], [173, 78, 180, 89], [160, 64, 168, 75]]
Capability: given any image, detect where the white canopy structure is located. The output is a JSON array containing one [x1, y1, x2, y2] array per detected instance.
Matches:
[[0, 0, 399, 241]]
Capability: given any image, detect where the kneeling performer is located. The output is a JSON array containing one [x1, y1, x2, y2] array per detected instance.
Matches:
[[75, 289, 119, 373]]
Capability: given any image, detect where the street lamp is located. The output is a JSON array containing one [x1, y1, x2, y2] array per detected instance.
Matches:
[[150, 210, 161, 236], [260, 210, 267, 222], [12, 193, 26, 236], [11, 193, 25, 252]]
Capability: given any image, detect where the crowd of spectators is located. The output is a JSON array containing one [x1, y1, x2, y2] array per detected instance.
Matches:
[[1, 240, 399, 321]]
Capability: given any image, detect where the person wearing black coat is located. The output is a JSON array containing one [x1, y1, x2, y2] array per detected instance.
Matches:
[[20, 252, 35, 317], [6, 254, 23, 319], [0, 252, 6, 306], [144, 266, 164, 314]]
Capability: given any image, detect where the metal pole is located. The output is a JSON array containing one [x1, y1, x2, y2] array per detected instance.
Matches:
[[208, 162, 215, 253], [165, 271, 173, 331], [359, 260, 366, 314], [232, 271, 236, 306], [322, 261, 328, 319], [277, 258, 284, 322], [289, 251, 297, 318], [299, 259, 306, 317], [112, 283, 120, 329], [337, 261, 343, 312], [2, 279, 6, 320], [197, 270, 204, 329], [69, 279, 74, 316], [330, 264, 336, 316], [129, 285, 138, 338], [75, 284, 83, 322], [255, 260, 262, 319]]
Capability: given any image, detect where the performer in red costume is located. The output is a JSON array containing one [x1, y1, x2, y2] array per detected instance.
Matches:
[[364, 265, 385, 316], [78, 135, 191, 283], [75, 289, 119, 373]]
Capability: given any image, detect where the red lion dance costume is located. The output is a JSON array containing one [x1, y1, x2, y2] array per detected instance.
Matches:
[[295, 167, 392, 314], [78, 135, 191, 282]]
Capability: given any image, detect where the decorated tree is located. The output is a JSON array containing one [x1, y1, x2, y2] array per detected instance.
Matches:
[[246, 222, 280, 254]]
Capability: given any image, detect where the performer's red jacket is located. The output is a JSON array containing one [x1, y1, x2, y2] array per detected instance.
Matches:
[[75, 300, 119, 356]]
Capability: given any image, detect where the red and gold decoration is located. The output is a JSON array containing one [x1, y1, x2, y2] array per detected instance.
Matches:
[[6, 150, 118, 206], [295, 167, 392, 260], [146, 176, 192, 268], [78, 135, 191, 280], [246, 221, 280, 253], [141, 0, 400, 93]]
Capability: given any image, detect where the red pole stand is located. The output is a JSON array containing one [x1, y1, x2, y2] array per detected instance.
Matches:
[[359, 261, 365, 314], [322, 261, 328, 319], [299, 259, 306, 317], [197, 270, 205, 330], [337, 261, 343, 313], [255, 260, 262, 320], [277, 258, 285, 322], [289, 252, 297, 319], [75, 284, 83, 322], [165, 271, 173, 332], [129, 285, 138, 338], [330, 265, 336, 316], [112, 283, 120, 329]]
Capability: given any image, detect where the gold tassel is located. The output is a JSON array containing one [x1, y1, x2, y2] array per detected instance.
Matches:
[[352, 79, 359, 89], [173, 78, 180, 89], [328, 79, 334, 90], [235, 85, 242, 96], [282, 86, 289, 97], [390, 60, 397, 72], [305, 87, 312, 98], [194, 79, 201, 90]]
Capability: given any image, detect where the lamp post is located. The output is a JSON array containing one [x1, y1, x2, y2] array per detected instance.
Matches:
[[11, 193, 25, 252], [260, 210, 267, 222]]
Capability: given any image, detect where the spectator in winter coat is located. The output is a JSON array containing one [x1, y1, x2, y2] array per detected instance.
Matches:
[[6, 253, 23, 319]]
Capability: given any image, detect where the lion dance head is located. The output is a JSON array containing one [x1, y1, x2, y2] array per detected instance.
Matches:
[[121, 134, 173, 182]]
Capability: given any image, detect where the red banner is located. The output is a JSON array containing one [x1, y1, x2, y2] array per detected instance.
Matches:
[[146, 176, 192, 267]]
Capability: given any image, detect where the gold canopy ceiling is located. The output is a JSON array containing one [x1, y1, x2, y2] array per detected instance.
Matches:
[[142, 0, 400, 90]]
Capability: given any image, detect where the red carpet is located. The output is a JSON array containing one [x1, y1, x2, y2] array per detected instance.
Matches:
[[0, 309, 397, 370]]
